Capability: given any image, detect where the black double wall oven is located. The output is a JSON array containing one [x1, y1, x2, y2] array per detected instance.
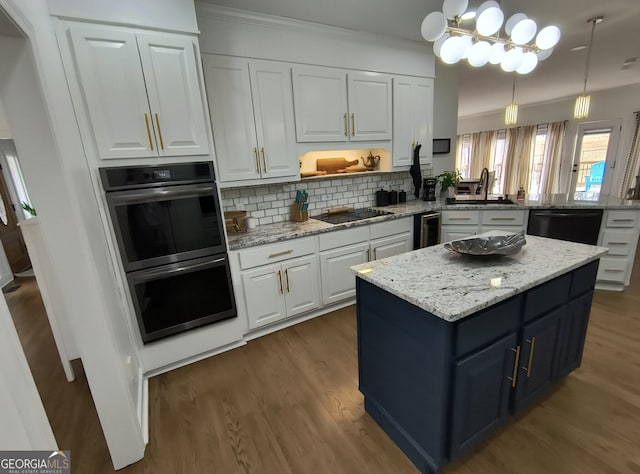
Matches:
[[100, 162, 236, 343]]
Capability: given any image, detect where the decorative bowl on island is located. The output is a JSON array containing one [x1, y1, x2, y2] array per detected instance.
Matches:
[[444, 230, 526, 256]]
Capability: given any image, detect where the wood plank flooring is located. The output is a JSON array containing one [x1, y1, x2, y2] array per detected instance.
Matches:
[[6, 248, 640, 473]]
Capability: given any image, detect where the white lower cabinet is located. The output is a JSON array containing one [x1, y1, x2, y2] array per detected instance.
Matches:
[[441, 226, 478, 242], [596, 210, 640, 288], [370, 232, 412, 259], [242, 254, 320, 329], [320, 242, 369, 305]]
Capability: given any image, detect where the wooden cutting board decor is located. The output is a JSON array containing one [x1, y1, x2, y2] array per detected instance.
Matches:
[[316, 158, 359, 174]]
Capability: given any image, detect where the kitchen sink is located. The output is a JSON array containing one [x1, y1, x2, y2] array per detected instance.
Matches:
[[313, 208, 394, 224], [445, 197, 518, 205]]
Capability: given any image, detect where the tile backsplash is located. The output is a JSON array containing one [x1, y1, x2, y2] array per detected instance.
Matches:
[[221, 168, 433, 226]]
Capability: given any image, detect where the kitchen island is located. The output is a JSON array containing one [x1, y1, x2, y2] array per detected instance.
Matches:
[[351, 236, 608, 474]]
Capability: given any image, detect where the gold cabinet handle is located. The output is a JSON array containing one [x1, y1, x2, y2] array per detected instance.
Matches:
[[285, 268, 290, 292], [261, 147, 267, 173], [154, 113, 164, 150], [269, 249, 293, 258], [508, 345, 521, 388], [523, 337, 536, 377], [277, 270, 283, 294], [343, 113, 348, 137], [144, 114, 154, 151], [366, 249, 370, 261], [253, 147, 260, 173], [351, 112, 355, 136]]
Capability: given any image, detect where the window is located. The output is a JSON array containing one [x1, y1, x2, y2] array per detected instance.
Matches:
[[457, 134, 472, 179], [490, 130, 507, 195], [4, 152, 33, 219]]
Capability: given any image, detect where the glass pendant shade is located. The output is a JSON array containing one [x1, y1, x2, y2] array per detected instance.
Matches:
[[476, 1, 504, 36], [468, 41, 492, 67], [511, 18, 537, 45], [574, 94, 591, 119], [501, 47, 524, 72], [536, 25, 561, 50], [433, 33, 450, 57], [516, 51, 538, 74], [505, 13, 526, 35], [440, 36, 467, 64], [443, 0, 468, 19], [488, 43, 505, 64], [421, 12, 447, 41], [505, 103, 518, 126], [537, 47, 554, 61]]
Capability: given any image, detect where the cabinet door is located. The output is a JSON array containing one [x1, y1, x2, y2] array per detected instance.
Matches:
[[450, 333, 518, 461], [241, 263, 286, 329], [203, 56, 260, 182], [292, 66, 348, 142], [512, 307, 562, 413], [556, 291, 592, 379], [68, 26, 155, 159], [370, 232, 412, 260], [440, 226, 478, 242], [347, 72, 392, 141], [137, 33, 209, 157], [249, 61, 298, 179], [391, 77, 414, 167], [283, 255, 321, 317], [414, 78, 433, 165], [320, 242, 369, 305]]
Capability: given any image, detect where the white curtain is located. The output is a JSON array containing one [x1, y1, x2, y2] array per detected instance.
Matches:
[[620, 112, 640, 198], [503, 125, 536, 196], [541, 121, 567, 195]]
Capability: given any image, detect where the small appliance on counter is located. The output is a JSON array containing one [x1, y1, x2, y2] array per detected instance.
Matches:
[[422, 178, 438, 201], [376, 189, 390, 206]]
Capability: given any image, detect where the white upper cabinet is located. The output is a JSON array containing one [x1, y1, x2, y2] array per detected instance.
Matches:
[[67, 24, 209, 159], [392, 76, 433, 168], [292, 66, 391, 143], [203, 55, 298, 184]]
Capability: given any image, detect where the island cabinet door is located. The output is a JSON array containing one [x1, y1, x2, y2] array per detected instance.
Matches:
[[450, 332, 518, 461], [512, 307, 563, 413], [555, 291, 593, 379]]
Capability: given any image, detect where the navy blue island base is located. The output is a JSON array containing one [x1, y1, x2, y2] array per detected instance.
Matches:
[[356, 260, 599, 473]]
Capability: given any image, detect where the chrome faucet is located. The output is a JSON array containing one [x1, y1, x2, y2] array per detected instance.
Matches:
[[480, 168, 490, 202]]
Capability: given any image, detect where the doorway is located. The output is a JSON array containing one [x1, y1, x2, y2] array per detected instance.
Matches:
[[570, 120, 621, 197], [0, 139, 31, 279]]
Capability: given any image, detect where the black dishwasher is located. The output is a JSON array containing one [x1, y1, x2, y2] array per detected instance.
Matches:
[[527, 209, 603, 245]]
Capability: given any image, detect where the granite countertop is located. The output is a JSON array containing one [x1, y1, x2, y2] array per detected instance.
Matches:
[[226, 194, 640, 250], [350, 235, 608, 322]]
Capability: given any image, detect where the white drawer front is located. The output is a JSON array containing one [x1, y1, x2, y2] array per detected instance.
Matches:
[[481, 210, 525, 226], [441, 211, 480, 225], [600, 229, 636, 256], [239, 236, 317, 269], [369, 216, 412, 240], [318, 225, 369, 251], [605, 210, 639, 228], [596, 257, 628, 283]]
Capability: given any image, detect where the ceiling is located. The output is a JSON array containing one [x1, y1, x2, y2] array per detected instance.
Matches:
[[199, 0, 640, 118]]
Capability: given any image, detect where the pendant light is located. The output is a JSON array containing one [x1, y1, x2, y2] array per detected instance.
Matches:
[[574, 17, 603, 120], [505, 76, 518, 126]]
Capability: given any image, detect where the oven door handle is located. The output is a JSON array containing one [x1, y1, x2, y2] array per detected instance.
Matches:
[[130, 257, 226, 283], [108, 183, 215, 203]]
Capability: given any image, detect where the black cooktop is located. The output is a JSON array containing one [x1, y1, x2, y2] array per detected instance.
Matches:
[[313, 208, 394, 225]]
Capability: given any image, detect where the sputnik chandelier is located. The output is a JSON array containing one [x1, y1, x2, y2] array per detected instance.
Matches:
[[421, 0, 561, 74]]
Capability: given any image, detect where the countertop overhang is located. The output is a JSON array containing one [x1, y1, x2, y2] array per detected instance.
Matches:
[[350, 235, 608, 322], [227, 194, 640, 251]]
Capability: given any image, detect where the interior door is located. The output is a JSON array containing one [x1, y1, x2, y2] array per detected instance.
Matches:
[[569, 120, 621, 197]]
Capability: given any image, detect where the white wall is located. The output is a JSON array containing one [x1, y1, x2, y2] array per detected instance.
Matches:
[[432, 62, 459, 177], [195, 4, 435, 78], [47, 0, 198, 33], [0, 0, 145, 469], [0, 96, 10, 137], [457, 83, 640, 195]]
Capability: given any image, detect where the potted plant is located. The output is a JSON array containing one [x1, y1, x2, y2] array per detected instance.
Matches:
[[436, 170, 461, 197]]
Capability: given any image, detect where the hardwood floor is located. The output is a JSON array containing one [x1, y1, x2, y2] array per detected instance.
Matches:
[[6, 249, 640, 473]]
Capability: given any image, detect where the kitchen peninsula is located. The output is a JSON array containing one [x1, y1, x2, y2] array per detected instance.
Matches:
[[351, 236, 607, 474]]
